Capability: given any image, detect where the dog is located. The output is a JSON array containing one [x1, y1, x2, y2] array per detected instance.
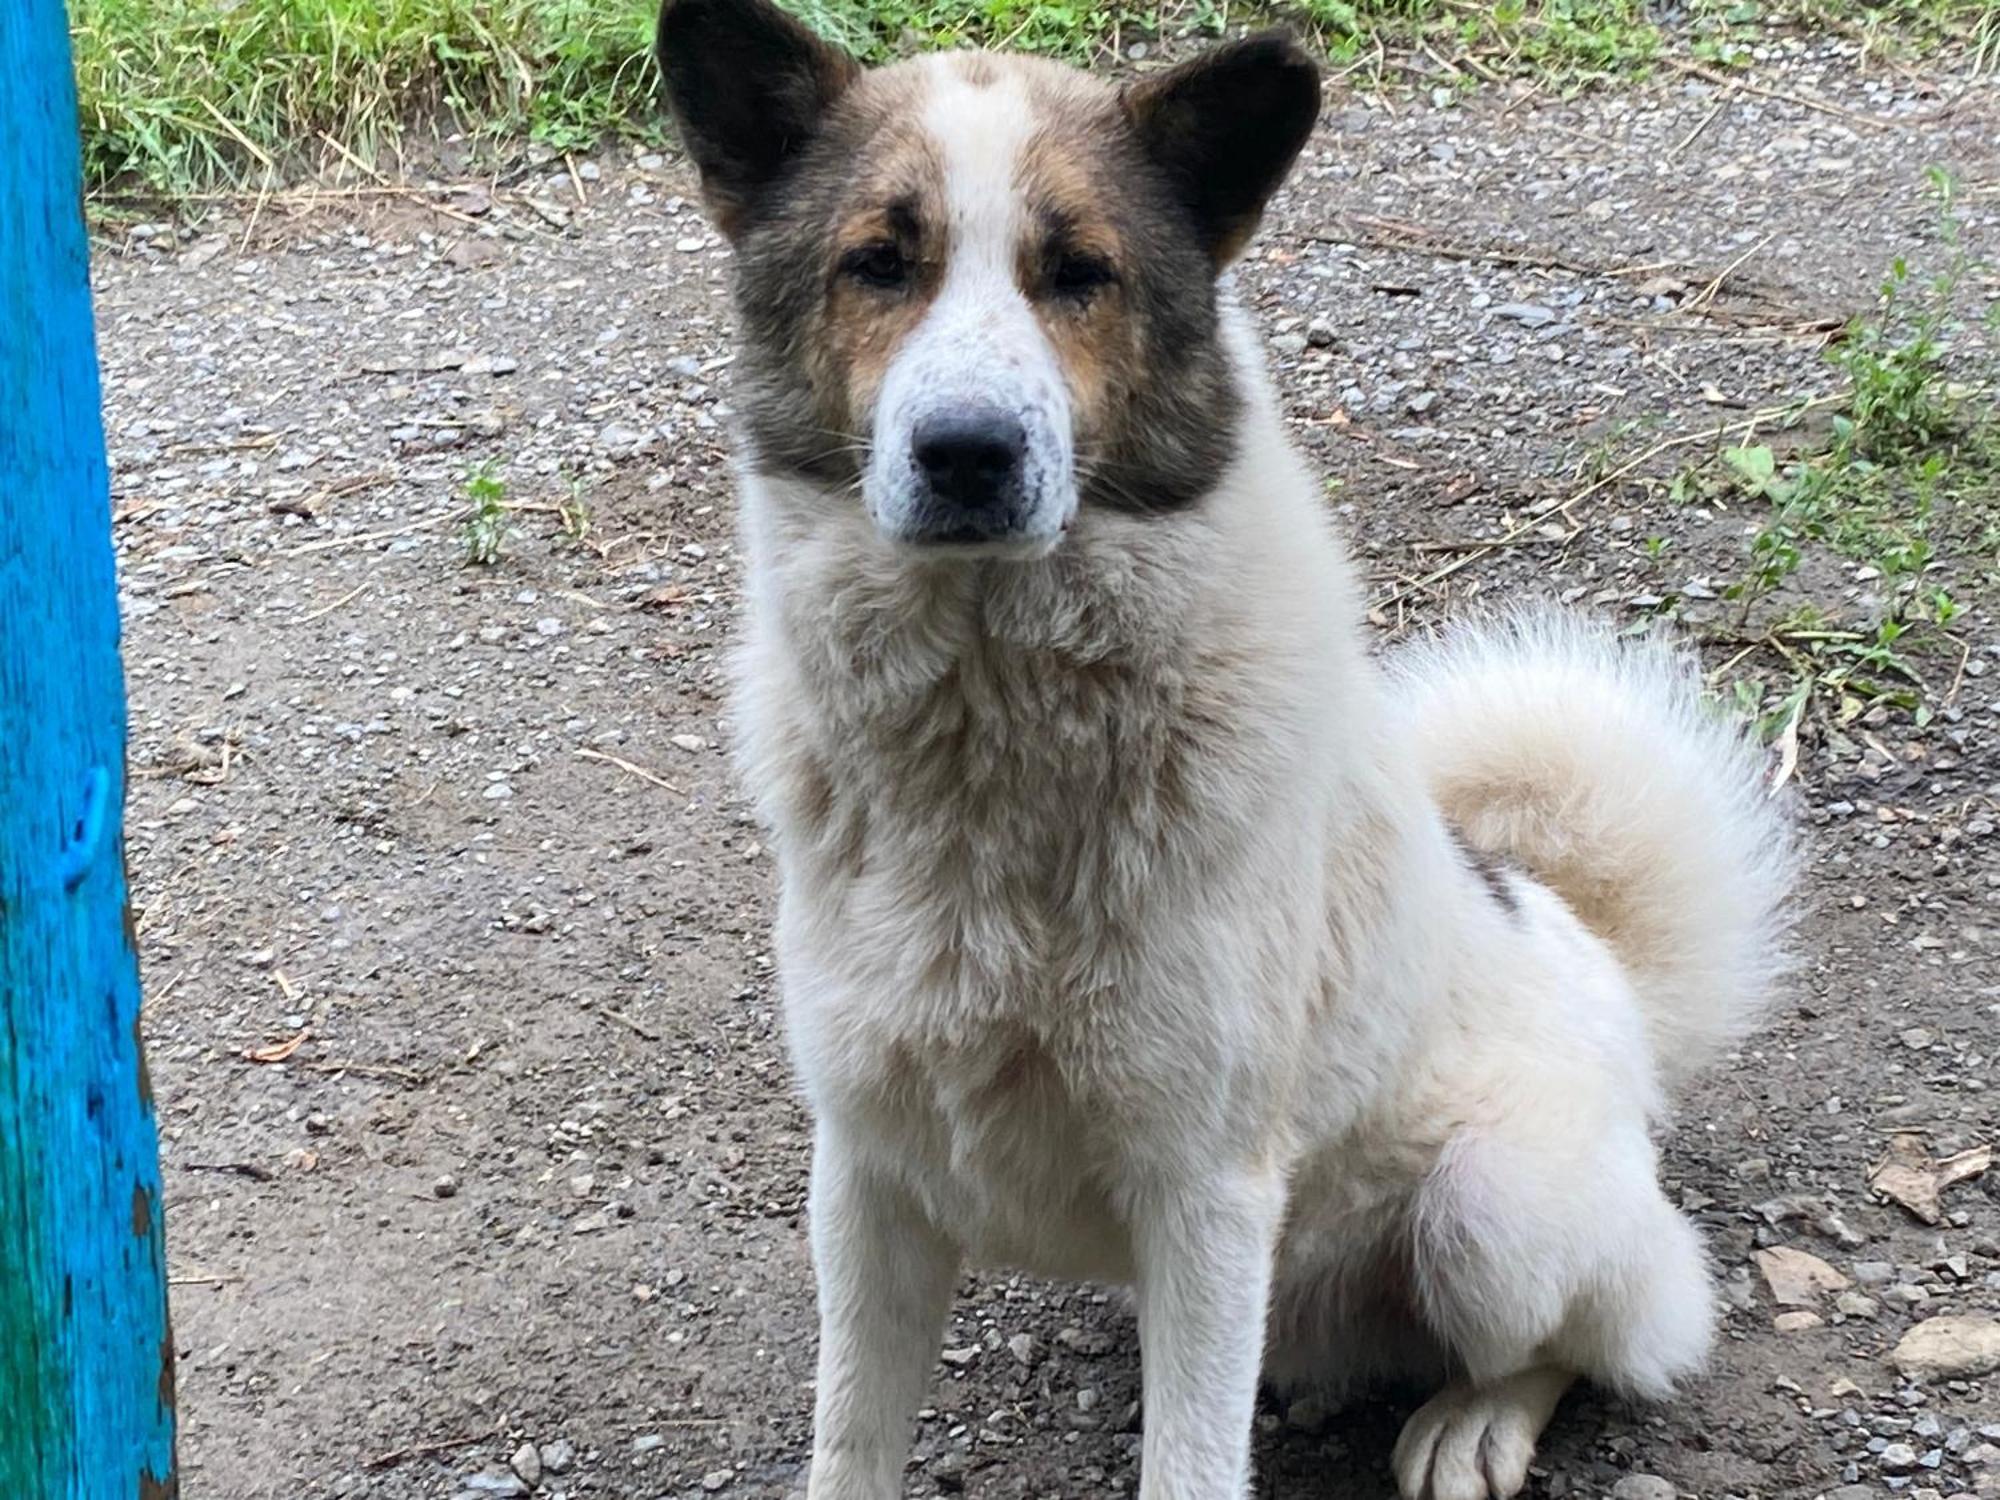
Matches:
[[653, 6, 1795, 1496]]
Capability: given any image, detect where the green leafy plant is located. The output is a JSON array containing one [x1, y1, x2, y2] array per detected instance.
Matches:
[[1694, 169, 1994, 729], [463, 463, 514, 566]]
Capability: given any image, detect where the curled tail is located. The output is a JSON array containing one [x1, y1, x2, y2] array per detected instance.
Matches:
[[1390, 612, 1796, 1083]]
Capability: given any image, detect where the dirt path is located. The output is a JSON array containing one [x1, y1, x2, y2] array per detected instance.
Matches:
[[99, 43, 1999, 1500]]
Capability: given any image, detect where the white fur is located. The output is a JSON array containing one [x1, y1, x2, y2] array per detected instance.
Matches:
[[726, 67, 1794, 1500], [863, 60, 1076, 552]]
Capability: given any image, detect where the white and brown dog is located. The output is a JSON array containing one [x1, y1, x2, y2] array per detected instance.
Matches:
[[654, 7, 1794, 1498]]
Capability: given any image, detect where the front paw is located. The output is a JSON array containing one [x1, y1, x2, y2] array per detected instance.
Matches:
[[805, 1451, 901, 1500], [1391, 1381, 1544, 1500]]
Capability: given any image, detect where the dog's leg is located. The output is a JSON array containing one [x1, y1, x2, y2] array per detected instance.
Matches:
[[1131, 1170, 1285, 1500], [806, 1131, 959, 1500], [1391, 1366, 1574, 1500]]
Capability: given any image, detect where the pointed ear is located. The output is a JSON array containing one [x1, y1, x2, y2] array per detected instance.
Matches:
[[1124, 32, 1321, 267], [655, 0, 862, 238]]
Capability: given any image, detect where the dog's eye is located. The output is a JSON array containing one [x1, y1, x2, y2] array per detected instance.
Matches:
[[841, 242, 909, 291], [1050, 252, 1116, 302]]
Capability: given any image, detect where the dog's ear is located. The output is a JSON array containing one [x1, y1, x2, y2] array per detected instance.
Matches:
[[655, 0, 861, 238], [1124, 32, 1321, 268]]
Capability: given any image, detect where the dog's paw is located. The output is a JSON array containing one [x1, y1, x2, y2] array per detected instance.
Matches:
[[1391, 1370, 1569, 1500]]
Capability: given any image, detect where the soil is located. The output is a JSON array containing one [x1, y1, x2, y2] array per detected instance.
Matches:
[[97, 35, 1999, 1500]]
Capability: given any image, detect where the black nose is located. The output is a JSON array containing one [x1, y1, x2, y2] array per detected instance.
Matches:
[[911, 409, 1027, 515]]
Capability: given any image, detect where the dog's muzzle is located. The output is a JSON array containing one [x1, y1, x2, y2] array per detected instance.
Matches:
[[903, 405, 1032, 545]]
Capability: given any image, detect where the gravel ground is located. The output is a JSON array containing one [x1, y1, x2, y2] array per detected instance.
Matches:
[[98, 36, 1999, 1500]]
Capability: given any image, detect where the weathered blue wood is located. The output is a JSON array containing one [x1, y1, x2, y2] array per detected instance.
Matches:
[[1, 2, 179, 1495]]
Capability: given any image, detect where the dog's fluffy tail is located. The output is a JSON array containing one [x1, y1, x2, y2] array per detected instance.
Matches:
[[1389, 612, 1795, 1084]]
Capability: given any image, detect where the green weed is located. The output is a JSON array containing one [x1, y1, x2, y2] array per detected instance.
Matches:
[[462, 463, 514, 566], [1698, 170, 1996, 728], [557, 477, 593, 546]]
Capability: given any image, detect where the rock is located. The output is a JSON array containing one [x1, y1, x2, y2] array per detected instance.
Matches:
[[510, 1443, 542, 1488], [1493, 302, 1556, 327], [930, 1451, 968, 1492], [1306, 317, 1337, 348], [1775, 1310, 1824, 1333], [1836, 1291, 1882, 1320], [1286, 1393, 1332, 1432], [669, 734, 707, 752], [538, 1440, 576, 1475], [1756, 1245, 1852, 1305], [1006, 1333, 1036, 1366], [701, 1470, 733, 1491], [1890, 1316, 2000, 1380], [460, 1474, 528, 1498], [1881, 1441, 1920, 1471], [1056, 1326, 1114, 1357], [939, 1345, 979, 1368], [1611, 1477, 1676, 1500], [432, 1174, 459, 1199], [633, 1433, 666, 1454], [1407, 390, 1439, 415], [1272, 332, 1309, 357], [596, 422, 648, 451], [1852, 1261, 1895, 1285]]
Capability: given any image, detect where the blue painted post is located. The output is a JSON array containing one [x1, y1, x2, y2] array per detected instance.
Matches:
[[1, 2, 180, 1495]]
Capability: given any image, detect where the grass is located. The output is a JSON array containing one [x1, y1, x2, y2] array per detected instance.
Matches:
[[1663, 171, 1998, 734], [73, 0, 661, 194], [74, 0, 1994, 196]]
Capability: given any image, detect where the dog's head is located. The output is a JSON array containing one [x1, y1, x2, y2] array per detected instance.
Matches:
[[656, 0, 1319, 555]]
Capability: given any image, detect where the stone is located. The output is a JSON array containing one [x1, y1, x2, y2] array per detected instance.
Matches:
[[1757, 1246, 1851, 1305], [509, 1443, 541, 1488], [1610, 1477, 1676, 1500], [460, 1474, 527, 1498], [1776, 1310, 1825, 1333], [1890, 1317, 2000, 1380], [1836, 1291, 1881, 1319]]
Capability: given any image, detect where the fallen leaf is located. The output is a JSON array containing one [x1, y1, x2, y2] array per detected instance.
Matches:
[[1870, 1134, 1990, 1224], [1937, 1143, 1992, 1190], [244, 1030, 308, 1065], [1755, 1245, 1851, 1306]]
